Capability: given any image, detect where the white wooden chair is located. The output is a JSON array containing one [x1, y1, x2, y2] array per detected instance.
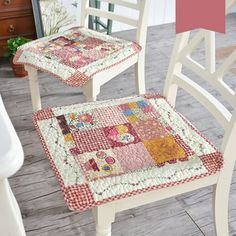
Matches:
[[32, 2, 236, 236], [33, 22, 235, 236], [91, 2, 236, 236], [14, 0, 151, 111], [81, 0, 150, 102]]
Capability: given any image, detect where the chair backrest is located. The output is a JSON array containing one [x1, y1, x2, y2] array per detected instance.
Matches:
[[80, 0, 151, 49], [164, 0, 236, 165]]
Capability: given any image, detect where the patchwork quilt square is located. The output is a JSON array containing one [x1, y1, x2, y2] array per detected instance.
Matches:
[[65, 184, 94, 211], [72, 128, 111, 154], [103, 123, 141, 147], [64, 111, 99, 132], [143, 136, 187, 166], [75, 149, 124, 181], [132, 118, 168, 140], [113, 143, 155, 172], [33, 93, 223, 212], [93, 106, 128, 127], [52, 36, 73, 46], [14, 27, 141, 87], [119, 100, 159, 123]]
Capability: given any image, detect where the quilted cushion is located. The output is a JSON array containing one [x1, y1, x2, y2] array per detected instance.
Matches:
[[13, 27, 141, 87], [33, 93, 223, 211]]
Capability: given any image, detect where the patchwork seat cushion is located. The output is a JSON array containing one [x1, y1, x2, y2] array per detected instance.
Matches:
[[33, 93, 223, 211], [13, 27, 141, 87]]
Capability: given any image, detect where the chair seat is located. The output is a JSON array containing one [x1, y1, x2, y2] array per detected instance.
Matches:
[[33, 93, 223, 211], [13, 27, 141, 87]]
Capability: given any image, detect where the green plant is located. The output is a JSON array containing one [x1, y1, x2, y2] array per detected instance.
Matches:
[[5, 37, 31, 58]]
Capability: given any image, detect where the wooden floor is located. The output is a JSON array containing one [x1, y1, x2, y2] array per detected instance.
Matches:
[[1, 14, 236, 236]]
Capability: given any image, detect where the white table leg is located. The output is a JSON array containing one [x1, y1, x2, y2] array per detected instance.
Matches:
[[0, 179, 26, 236]]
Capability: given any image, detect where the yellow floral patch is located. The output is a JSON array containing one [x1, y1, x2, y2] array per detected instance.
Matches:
[[116, 124, 129, 133], [127, 115, 139, 123], [64, 133, 73, 142], [73, 42, 81, 46], [69, 113, 76, 120], [128, 102, 139, 109], [143, 136, 186, 165]]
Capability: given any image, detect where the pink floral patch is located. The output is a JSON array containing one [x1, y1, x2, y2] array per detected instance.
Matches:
[[52, 47, 77, 59], [103, 123, 141, 147], [65, 111, 99, 132], [119, 103, 130, 110], [51, 36, 73, 46], [80, 48, 110, 61], [132, 119, 168, 140], [63, 53, 93, 68], [82, 37, 104, 50], [113, 143, 155, 172]]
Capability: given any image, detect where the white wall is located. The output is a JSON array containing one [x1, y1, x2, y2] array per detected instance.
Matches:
[[110, 0, 176, 32], [60, 0, 235, 34], [110, 0, 236, 33]]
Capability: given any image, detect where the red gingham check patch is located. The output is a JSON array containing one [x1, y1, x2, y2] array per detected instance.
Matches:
[[34, 108, 54, 121], [65, 184, 95, 211], [72, 128, 111, 154], [200, 152, 224, 173], [93, 106, 128, 127]]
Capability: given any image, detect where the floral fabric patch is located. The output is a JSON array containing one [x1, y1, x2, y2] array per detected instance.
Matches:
[[132, 119, 168, 140], [104, 123, 141, 147], [65, 112, 98, 131], [75, 149, 124, 181], [13, 27, 141, 87], [33, 93, 223, 212], [143, 136, 187, 166], [119, 101, 159, 123]]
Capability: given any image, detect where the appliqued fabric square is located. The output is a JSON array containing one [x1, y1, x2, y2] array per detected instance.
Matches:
[[33, 93, 223, 211], [14, 27, 141, 87]]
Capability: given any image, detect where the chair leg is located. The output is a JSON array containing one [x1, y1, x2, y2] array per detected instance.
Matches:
[[213, 170, 232, 236], [25, 66, 42, 111], [96, 223, 112, 236], [135, 53, 146, 95], [82, 79, 100, 102], [93, 204, 116, 236]]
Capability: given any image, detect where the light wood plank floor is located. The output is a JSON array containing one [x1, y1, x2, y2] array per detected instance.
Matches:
[[1, 14, 236, 236]]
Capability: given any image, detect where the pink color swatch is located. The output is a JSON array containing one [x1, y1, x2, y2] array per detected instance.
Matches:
[[176, 0, 225, 33]]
